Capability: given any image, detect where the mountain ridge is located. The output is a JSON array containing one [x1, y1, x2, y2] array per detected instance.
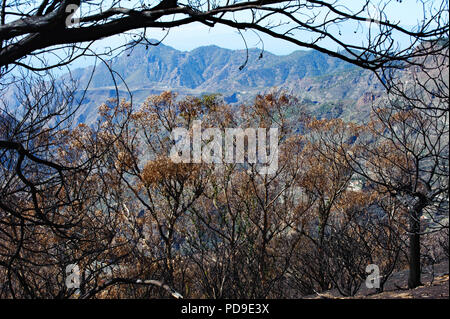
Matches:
[[71, 42, 384, 124]]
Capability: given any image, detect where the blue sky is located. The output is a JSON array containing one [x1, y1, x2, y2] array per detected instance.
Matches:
[[67, 0, 446, 69], [126, 0, 437, 54]]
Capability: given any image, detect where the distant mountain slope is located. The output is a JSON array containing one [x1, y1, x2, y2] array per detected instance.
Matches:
[[71, 42, 385, 124]]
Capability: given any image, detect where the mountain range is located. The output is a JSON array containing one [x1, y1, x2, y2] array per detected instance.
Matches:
[[71, 41, 386, 124]]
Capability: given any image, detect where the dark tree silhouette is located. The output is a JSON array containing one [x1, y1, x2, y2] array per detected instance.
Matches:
[[0, 1, 448, 78]]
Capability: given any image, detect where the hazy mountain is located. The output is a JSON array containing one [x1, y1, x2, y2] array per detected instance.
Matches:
[[71, 42, 385, 124]]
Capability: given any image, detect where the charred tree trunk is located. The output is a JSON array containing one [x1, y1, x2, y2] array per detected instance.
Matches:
[[408, 200, 426, 289]]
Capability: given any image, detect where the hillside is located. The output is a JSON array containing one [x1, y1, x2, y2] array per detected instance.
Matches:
[[71, 42, 385, 124], [304, 260, 449, 299]]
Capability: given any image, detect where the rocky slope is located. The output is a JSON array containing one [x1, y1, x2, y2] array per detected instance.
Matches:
[[70, 42, 385, 124]]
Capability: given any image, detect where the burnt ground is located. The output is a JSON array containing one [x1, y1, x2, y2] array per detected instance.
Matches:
[[304, 260, 449, 299]]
